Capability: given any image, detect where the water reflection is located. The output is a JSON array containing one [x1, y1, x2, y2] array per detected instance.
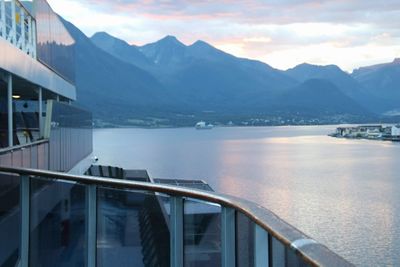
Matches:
[[94, 126, 400, 266]]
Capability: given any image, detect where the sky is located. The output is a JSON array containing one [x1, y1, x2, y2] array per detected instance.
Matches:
[[47, 0, 400, 72]]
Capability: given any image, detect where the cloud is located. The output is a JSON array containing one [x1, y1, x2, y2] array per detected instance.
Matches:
[[47, 0, 400, 71], [76, 0, 400, 26]]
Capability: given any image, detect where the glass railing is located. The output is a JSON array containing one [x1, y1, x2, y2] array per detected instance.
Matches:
[[0, 100, 92, 173], [46, 100, 93, 172], [0, 166, 353, 267], [0, 140, 49, 169]]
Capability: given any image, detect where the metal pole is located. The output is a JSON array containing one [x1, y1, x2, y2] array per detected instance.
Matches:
[[170, 196, 183, 267], [31, 19, 36, 59], [0, 0, 5, 38], [20, 8, 25, 51], [7, 74, 13, 147], [87, 185, 97, 267], [221, 207, 236, 267], [20, 175, 30, 267], [38, 87, 43, 138], [27, 16, 32, 55], [255, 224, 269, 267], [11, 0, 16, 44]]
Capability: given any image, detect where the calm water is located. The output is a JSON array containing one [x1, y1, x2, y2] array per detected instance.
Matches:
[[94, 126, 400, 266]]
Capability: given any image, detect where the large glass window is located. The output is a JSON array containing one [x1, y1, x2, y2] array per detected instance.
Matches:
[[35, 0, 76, 84]]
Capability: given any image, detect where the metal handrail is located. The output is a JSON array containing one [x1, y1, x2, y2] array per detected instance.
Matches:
[[0, 139, 48, 155], [0, 166, 352, 266]]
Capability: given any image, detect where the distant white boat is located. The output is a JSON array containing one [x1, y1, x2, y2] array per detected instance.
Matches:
[[195, 121, 213, 129]]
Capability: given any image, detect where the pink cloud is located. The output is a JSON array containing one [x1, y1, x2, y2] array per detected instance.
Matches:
[[47, 0, 400, 71]]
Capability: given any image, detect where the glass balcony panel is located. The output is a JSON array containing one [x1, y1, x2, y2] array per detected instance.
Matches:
[[30, 144, 38, 169], [0, 173, 20, 267], [30, 177, 86, 266], [48, 101, 92, 172], [236, 212, 255, 267], [11, 150, 22, 167], [97, 188, 170, 267], [0, 153, 12, 166], [22, 147, 31, 168], [184, 198, 221, 267], [37, 142, 48, 170], [271, 236, 285, 267], [286, 247, 308, 267]]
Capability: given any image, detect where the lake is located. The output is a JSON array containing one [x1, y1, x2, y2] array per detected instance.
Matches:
[[93, 126, 400, 266]]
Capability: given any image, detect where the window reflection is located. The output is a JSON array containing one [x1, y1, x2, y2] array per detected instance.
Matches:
[[35, 0, 76, 84]]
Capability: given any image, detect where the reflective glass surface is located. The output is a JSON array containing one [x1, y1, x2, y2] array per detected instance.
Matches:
[[0, 95, 9, 148], [51, 101, 92, 128], [286, 246, 307, 267], [236, 212, 255, 267], [11, 150, 22, 167], [0, 173, 20, 267], [0, 141, 48, 169], [184, 198, 221, 267], [30, 178, 86, 266], [35, 0, 76, 84], [271, 237, 285, 267], [97, 188, 170, 267], [37, 142, 49, 170], [49, 101, 92, 171]]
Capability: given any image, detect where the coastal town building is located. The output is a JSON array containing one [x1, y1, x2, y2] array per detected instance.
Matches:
[[392, 125, 400, 137], [332, 125, 400, 141]]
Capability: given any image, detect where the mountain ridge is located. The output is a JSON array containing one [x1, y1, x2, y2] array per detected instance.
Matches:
[[60, 21, 399, 126], [61, 18, 187, 124]]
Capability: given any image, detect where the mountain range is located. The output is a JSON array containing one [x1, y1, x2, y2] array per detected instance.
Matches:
[[62, 18, 400, 126]]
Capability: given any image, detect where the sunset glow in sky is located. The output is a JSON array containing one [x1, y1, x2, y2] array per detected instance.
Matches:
[[47, 0, 400, 72]]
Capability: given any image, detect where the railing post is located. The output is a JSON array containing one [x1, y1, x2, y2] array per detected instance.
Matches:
[[170, 196, 183, 267], [0, 0, 5, 38], [10, 0, 16, 44], [87, 185, 97, 267], [31, 19, 36, 59], [27, 15, 31, 54], [19, 8, 25, 51], [221, 207, 236, 267], [38, 87, 43, 138], [255, 224, 269, 267], [20, 175, 30, 267], [7, 73, 13, 147]]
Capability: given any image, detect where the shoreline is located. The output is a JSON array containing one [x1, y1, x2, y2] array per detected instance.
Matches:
[[92, 122, 396, 130], [329, 124, 400, 142]]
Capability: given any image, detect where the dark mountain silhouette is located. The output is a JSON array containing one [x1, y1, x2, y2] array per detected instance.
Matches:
[[93, 32, 298, 112], [352, 59, 400, 113], [61, 19, 179, 123], [285, 63, 395, 113], [91, 32, 153, 69], [278, 79, 370, 115], [58, 18, 399, 125]]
